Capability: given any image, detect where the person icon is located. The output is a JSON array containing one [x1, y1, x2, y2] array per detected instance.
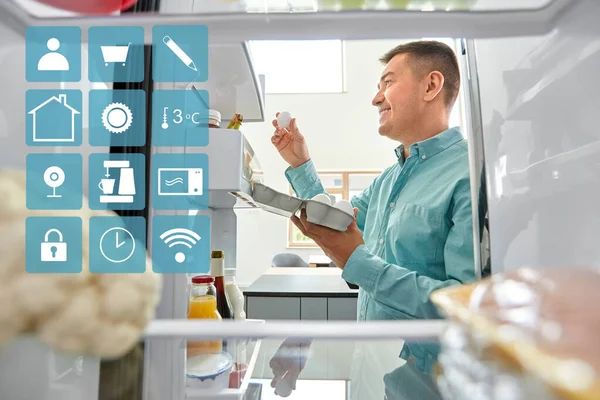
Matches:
[[37, 38, 69, 71]]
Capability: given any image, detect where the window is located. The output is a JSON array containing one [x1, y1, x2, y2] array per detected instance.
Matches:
[[247, 40, 345, 94], [288, 171, 380, 248]]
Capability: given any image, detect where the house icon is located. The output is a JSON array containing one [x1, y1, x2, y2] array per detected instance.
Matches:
[[28, 94, 80, 143]]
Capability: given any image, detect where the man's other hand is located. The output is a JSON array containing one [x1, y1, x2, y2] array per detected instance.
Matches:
[[269, 338, 311, 397], [291, 207, 364, 268], [271, 113, 311, 169]]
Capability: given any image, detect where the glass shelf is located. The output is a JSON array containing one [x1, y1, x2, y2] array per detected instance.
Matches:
[[4, 323, 573, 400], [1, 0, 575, 41], [13, 0, 557, 18], [201, 0, 556, 14]]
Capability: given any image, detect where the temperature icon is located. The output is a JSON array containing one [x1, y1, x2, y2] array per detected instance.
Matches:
[[162, 107, 169, 129], [161, 107, 202, 130]]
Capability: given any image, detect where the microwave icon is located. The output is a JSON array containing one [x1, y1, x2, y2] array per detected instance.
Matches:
[[158, 168, 203, 196]]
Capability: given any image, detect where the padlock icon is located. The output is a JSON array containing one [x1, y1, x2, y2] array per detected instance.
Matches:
[[41, 229, 67, 262]]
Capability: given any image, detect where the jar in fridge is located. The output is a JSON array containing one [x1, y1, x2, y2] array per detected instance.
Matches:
[[208, 109, 221, 128], [195, 109, 221, 128], [187, 275, 222, 356]]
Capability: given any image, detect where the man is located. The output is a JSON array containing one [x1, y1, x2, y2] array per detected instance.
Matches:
[[269, 40, 476, 395]]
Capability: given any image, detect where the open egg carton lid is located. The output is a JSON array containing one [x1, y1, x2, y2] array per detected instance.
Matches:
[[250, 182, 354, 231]]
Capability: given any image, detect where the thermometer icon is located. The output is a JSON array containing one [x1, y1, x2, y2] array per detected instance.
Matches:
[[162, 107, 169, 129], [162, 35, 197, 72]]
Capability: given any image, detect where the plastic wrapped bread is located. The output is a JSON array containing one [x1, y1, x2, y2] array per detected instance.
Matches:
[[431, 268, 600, 400]]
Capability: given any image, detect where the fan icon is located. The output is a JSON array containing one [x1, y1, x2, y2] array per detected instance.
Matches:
[[102, 102, 133, 134]]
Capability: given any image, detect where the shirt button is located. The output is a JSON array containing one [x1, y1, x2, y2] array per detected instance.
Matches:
[[389, 202, 395, 208], [421, 154, 427, 160], [360, 310, 365, 316], [379, 238, 384, 244]]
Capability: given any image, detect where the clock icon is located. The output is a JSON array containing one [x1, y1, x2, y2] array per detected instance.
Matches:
[[99, 227, 136, 263]]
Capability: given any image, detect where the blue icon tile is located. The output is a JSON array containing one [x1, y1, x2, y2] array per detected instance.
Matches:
[[151, 215, 210, 274], [26, 217, 82, 273], [89, 90, 146, 147], [88, 153, 145, 211], [152, 25, 208, 83], [88, 26, 145, 83], [89, 216, 146, 273], [26, 90, 82, 146], [151, 153, 208, 210], [26, 153, 82, 210], [152, 90, 208, 147], [26, 26, 81, 82]]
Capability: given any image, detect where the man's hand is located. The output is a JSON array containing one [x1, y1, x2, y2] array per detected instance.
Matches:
[[291, 207, 364, 268], [269, 338, 311, 397], [271, 113, 311, 169]]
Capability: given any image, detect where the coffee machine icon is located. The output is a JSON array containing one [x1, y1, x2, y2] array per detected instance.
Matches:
[[98, 160, 135, 203]]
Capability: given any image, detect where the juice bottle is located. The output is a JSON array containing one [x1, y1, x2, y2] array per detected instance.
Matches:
[[187, 275, 222, 356]]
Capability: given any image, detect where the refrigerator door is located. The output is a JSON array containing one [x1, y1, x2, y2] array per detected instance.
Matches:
[[473, 0, 600, 273]]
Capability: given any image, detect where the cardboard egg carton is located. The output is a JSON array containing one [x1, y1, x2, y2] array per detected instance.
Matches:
[[250, 182, 354, 231]]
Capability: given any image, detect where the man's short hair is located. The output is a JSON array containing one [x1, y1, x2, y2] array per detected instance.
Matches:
[[379, 40, 460, 110]]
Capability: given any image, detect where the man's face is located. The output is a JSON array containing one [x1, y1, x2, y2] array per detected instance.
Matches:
[[372, 54, 421, 139]]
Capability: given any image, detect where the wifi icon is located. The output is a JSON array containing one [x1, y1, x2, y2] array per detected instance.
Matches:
[[159, 228, 201, 263]]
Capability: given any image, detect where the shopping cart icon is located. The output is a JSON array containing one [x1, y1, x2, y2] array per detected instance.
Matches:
[[100, 43, 131, 66]]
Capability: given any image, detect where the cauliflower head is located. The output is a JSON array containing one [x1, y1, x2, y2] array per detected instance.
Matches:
[[0, 169, 162, 359]]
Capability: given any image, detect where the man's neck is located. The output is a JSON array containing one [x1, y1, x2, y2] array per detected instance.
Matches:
[[400, 121, 449, 158]]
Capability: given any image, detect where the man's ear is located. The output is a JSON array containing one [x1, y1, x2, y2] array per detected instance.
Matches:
[[423, 71, 444, 103]]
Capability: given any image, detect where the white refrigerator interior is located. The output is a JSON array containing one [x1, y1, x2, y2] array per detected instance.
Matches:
[[474, 0, 600, 272], [0, 0, 598, 399]]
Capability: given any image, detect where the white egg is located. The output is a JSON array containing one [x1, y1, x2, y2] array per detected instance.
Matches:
[[333, 199, 354, 216], [312, 193, 332, 205], [277, 111, 292, 129]]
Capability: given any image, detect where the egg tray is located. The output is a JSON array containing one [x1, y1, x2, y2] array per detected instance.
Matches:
[[250, 182, 354, 231]]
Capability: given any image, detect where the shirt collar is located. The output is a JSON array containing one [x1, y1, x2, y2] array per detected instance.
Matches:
[[394, 127, 463, 164]]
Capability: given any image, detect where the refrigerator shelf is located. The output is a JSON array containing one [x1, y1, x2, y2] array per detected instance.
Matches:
[[1, 0, 576, 41], [186, 338, 263, 400]]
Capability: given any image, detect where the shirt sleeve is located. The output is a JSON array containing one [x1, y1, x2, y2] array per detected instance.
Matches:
[[341, 178, 476, 320], [284, 160, 326, 199]]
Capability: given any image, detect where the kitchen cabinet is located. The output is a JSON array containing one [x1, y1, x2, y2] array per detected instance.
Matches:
[[327, 298, 358, 321], [301, 298, 328, 320], [246, 297, 300, 320], [244, 268, 358, 321]]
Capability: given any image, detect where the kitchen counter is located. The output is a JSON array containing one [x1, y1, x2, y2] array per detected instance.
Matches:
[[244, 268, 359, 321], [244, 267, 358, 298]]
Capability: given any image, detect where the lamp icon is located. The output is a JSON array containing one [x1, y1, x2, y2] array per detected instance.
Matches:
[[44, 166, 65, 198]]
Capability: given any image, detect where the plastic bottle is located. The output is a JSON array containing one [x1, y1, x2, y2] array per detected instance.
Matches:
[[224, 269, 248, 389], [225, 269, 246, 320]]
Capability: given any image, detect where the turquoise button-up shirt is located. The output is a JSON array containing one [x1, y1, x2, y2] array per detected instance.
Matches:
[[285, 127, 476, 375]]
